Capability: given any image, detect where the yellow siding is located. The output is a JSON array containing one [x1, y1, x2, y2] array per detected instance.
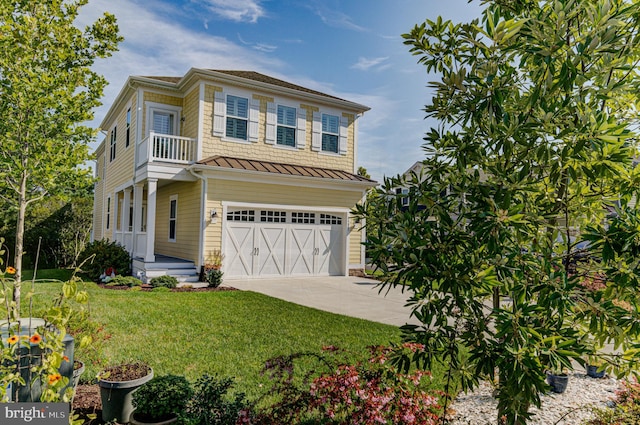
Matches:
[[200, 83, 355, 172], [182, 87, 199, 139], [348, 217, 363, 265], [154, 181, 202, 261]]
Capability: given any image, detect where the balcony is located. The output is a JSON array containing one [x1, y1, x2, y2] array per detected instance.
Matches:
[[137, 132, 197, 167]]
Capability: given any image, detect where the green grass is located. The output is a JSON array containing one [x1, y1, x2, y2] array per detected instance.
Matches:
[[21, 268, 77, 282], [26, 278, 415, 399]]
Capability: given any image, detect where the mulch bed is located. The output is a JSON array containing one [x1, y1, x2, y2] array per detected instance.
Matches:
[[98, 284, 238, 292]]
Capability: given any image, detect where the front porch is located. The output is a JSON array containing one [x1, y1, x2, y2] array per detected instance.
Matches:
[[132, 254, 200, 284]]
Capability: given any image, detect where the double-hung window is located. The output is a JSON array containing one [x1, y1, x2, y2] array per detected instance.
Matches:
[[277, 105, 296, 147], [109, 126, 117, 161], [321, 114, 339, 153], [169, 195, 177, 242], [106, 196, 111, 230], [226, 95, 248, 140], [125, 108, 131, 147]]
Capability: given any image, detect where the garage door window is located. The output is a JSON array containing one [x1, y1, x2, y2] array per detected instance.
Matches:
[[261, 211, 287, 223], [227, 210, 255, 222], [320, 214, 342, 225], [292, 212, 315, 224]]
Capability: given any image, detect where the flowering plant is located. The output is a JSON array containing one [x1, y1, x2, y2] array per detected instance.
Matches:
[[0, 238, 91, 409]]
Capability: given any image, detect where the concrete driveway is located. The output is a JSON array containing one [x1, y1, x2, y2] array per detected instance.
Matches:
[[226, 276, 420, 327]]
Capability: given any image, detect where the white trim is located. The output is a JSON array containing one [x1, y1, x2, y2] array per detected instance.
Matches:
[[145, 101, 182, 138], [265, 102, 276, 144], [197, 82, 205, 160]]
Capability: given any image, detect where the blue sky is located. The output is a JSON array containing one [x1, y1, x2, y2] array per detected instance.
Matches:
[[80, 0, 483, 182]]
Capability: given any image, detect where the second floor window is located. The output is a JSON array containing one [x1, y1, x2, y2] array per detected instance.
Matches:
[[109, 126, 117, 161], [226, 95, 248, 140], [125, 108, 131, 147], [277, 105, 296, 147], [321, 114, 339, 153], [153, 110, 175, 135]]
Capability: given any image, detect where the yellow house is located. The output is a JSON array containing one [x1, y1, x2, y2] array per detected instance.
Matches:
[[93, 69, 375, 282]]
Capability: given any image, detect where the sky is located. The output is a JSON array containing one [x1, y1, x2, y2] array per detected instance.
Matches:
[[79, 0, 484, 183]]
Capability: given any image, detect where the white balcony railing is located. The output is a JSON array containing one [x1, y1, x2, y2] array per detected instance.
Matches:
[[137, 132, 197, 166]]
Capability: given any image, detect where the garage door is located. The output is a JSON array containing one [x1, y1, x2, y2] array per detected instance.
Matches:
[[224, 208, 344, 278]]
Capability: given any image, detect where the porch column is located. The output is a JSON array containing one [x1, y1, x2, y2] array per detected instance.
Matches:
[[123, 187, 132, 254], [133, 183, 144, 258], [145, 178, 157, 262]]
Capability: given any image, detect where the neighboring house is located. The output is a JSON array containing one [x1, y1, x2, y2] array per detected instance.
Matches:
[[92, 69, 376, 282]]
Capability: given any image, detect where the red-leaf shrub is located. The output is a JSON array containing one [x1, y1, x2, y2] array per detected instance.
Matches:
[[252, 344, 441, 425]]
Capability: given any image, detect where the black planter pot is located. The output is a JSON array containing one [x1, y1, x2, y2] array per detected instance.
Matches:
[[586, 365, 606, 379], [99, 368, 154, 423], [547, 373, 569, 394]]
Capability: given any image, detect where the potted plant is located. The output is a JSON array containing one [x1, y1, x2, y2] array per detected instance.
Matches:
[[130, 375, 193, 424], [546, 368, 569, 394], [585, 355, 606, 379], [98, 361, 153, 423]]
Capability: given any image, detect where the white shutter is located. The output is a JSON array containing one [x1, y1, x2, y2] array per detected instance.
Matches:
[[266, 102, 276, 144], [311, 111, 321, 152], [296, 108, 306, 149], [213, 91, 225, 136], [339, 116, 348, 155], [249, 98, 259, 142]]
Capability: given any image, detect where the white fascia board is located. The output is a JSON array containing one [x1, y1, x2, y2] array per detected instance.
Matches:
[[189, 164, 376, 192], [135, 164, 199, 183]]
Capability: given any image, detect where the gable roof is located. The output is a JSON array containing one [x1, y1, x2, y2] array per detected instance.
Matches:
[[139, 69, 368, 110], [198, 155, 376, 184]]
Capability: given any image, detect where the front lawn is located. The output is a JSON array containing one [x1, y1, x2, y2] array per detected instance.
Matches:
[[25, 280, 423, 400]]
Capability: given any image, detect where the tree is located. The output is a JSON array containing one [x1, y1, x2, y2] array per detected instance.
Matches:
[[0, 0, 122, 308], [355, 1, 640, 424]]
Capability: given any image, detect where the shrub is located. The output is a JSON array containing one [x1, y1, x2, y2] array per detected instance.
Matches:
[[205, 269, 224, 288], [184, 375, 249, 425], [132, 375, 193, 422], [149, 275, 178, 289], [105, 275, 142, 287], [252, 344, 442, 425], [79, 239, 131, 282], [151, 286, 172, 293], [586, 379, 640, 424]]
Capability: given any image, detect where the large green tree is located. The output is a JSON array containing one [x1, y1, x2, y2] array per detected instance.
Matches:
[[0, 0, 121, 307], [356, 1, 640, 423]]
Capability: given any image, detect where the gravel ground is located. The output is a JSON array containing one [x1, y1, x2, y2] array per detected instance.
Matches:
[[449, 373, 620, 425]]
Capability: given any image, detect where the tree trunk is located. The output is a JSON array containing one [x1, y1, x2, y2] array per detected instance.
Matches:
[[12, 171, 28, 315]]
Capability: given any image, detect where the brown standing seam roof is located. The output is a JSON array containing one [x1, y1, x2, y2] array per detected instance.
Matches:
[[198, 156, 375, 183]]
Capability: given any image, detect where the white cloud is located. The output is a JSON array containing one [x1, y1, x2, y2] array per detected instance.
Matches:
[[77, 0, 283, 136], [308, 3, 365, 32], [351, 57, 389, 71], [191, 0, 265, 23], [254, 43, 277, 53]]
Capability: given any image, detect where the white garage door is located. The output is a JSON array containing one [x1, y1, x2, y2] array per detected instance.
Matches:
[[224, 208, 345, 278]]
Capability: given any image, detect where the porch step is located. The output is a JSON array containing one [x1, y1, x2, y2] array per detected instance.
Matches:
[[133, 256, 200, 284]]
